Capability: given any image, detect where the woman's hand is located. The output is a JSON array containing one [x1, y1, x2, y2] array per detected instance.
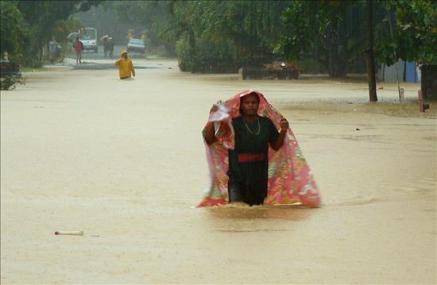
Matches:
[[209, 104, 219, 113], [279, 118, 289, 132], [271, 118, 289, 151], [216, 121, 231, 137], [203, 122, 217, 145]]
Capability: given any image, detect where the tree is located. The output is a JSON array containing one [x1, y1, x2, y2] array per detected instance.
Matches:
[[280, 0, 435, 101], [0, 1, 26, 62], [112, 1, 177, 54], [111, 1, 289, 72], [280, 1, 367, 78], [367, 0, 377, 102], [171, 1, 289, 72], [201, 1, 289, 66], [376, 0, 437, 65], [0, 1, 102, 67]]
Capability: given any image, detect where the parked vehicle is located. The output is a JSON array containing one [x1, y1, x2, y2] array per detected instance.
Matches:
[[127, 38, 146, 54], [80, 27, 98, 53], [239, 61, 299, 80]]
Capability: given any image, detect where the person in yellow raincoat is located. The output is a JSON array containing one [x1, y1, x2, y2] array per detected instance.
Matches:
[[115, 51, 135, 79]]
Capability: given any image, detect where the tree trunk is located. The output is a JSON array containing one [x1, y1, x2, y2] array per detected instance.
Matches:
[[326, 23, 347, 78], [366, 0, 377, 102]]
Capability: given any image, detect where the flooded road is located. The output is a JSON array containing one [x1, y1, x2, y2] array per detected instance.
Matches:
[[1, 59, 436, 284]]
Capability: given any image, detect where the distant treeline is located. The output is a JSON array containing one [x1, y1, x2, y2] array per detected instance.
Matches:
[[1, 1, 102, 67], [111, 0, 435, 77], [1, 0, 435, 75]]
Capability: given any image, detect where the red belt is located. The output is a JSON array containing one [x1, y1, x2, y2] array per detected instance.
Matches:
[[238, 153, 265, 163]]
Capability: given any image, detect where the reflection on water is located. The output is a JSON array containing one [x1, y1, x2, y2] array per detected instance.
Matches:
[[204, 204, 314, 221], [200, 205, 316, 234], [328, 197, 381, 207]]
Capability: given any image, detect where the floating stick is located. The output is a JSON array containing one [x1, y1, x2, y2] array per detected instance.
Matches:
[[54, 231, 84, 236]]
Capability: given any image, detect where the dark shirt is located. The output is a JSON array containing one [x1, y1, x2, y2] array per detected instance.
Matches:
[[228, 116, 279, 184]]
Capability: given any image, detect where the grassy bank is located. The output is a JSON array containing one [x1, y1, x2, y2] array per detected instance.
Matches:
[[283, 101, 437, 119]]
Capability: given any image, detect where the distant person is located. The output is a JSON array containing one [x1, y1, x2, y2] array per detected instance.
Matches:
[[115, 51, 135, 79], [106, 37, 114, 58], [103, 36, 114, 58], [102, 35, 114, 58], [48, 37, 61, 63], [101, 35, 109, 57], [73, 37, 84, 64]]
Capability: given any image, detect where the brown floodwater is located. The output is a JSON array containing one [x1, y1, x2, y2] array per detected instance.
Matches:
[[1, 59, 436, 284]]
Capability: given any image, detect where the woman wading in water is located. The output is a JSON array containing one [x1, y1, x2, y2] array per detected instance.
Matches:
[[199, 90, 320, 207]]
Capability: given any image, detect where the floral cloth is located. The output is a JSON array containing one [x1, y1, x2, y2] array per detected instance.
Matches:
[[198, 90, 321, 207]]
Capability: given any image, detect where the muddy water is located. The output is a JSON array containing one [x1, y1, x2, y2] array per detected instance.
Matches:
[[1, 59, 436, 284]]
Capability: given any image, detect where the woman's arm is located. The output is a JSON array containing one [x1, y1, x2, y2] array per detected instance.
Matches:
[[130, 61, 135, 77], [270, 118, 289, 151]]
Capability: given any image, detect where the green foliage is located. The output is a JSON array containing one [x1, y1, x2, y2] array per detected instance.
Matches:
[[0, 1, 26, 62], [280, 0, 436, 77], [111, 1, 177, 54], [0, 1, 101, 67], [112, 1, 288, 72], [172, 1, 289, 72], [4, 0, 434, 73], [51, 18, 83, 44], [280, 1, 367, 77], [376, 0, 437, 65], [176, 36, 237, 73]]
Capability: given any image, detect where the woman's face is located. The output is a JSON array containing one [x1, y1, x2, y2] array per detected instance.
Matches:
[[240, 94, 259, 116]]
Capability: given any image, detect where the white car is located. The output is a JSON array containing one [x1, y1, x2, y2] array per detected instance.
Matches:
[[127, 38, 146, 54], [80, 27, 98, 53]]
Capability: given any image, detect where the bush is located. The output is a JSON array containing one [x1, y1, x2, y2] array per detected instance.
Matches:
[[176, 36, 239, 73]]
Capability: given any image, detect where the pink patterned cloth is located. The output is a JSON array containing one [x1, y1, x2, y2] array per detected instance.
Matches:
[[198, 90, 321, 208]]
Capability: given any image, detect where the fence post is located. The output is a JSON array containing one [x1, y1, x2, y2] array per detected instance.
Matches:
[[418, 90, 429, 112]]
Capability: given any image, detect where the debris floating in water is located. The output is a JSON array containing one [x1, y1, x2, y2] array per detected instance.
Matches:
[[54, 231, 84, 236]]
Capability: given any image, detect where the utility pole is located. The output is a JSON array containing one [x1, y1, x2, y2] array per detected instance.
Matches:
[[366, 0, 378, 102]]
